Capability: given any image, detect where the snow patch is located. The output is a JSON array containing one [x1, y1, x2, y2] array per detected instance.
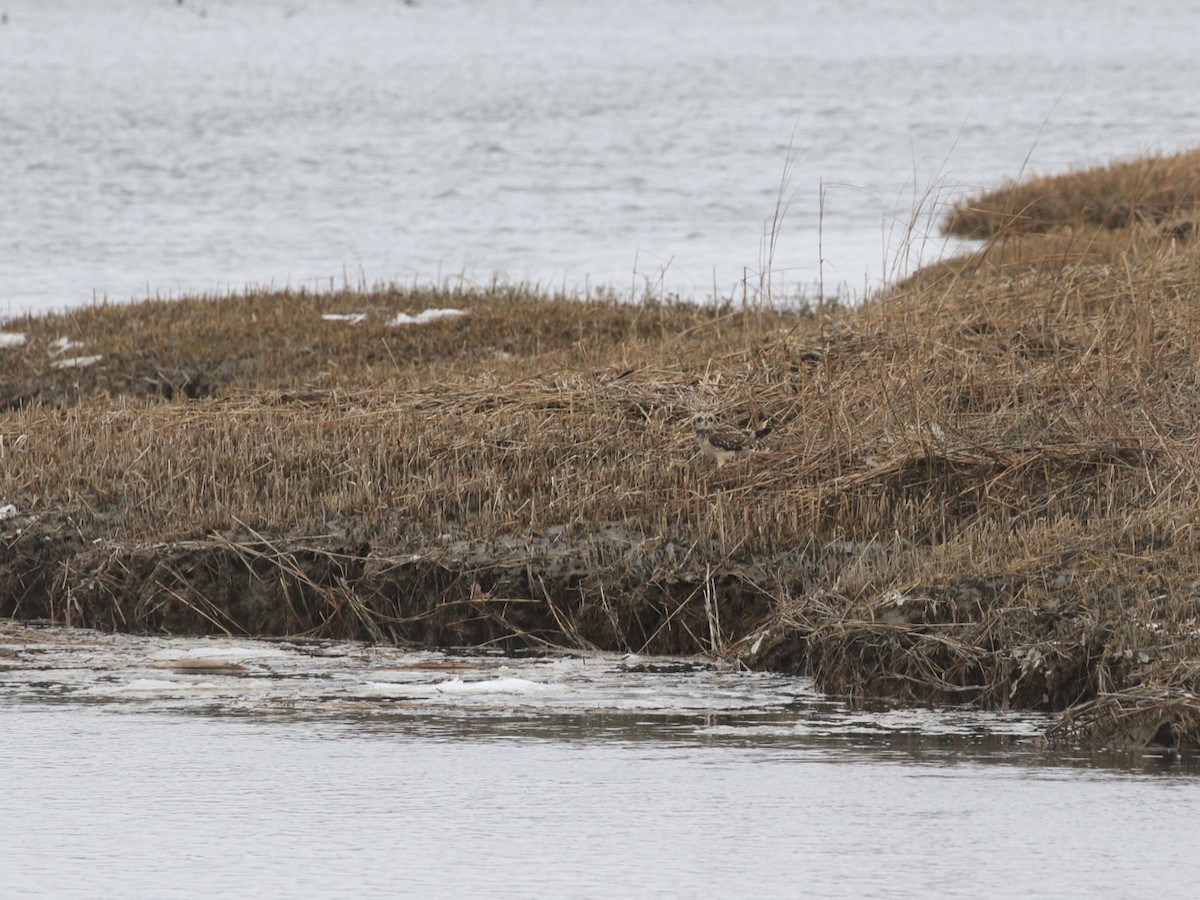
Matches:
[[0, 332, 26, 348], [388, 308, 467, 326], [50, 337, 84, 354], [50, 355, 102, 369]]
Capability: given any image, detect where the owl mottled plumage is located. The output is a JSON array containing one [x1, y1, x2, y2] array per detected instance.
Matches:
[[692, 411, 768, 466]]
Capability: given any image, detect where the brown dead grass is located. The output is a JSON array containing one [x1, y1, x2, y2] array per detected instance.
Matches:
[[8, 151, 1200, 748], [0, 285, 771, 408], [944, 147, 1200, 239]]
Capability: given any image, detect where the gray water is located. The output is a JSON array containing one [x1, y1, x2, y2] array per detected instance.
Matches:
[[3, 626, 1200, 898], [4, 0, 1200, 315]]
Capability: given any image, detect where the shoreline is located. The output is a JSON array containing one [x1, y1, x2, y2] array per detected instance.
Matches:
[[6, 150, 1200, 749]]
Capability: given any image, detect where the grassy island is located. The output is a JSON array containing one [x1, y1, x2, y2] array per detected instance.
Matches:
[[6, 150, 1200, 749]]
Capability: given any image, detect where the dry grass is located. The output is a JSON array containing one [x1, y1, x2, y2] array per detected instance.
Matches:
[[1047, 688, 1200, 750], [944, 147, 1200, 239], [8, 151, 1200, 748], [0, 284, 769, 407]]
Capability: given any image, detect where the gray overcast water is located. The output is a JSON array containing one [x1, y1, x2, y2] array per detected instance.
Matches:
[[3, 0, 1200, 314]]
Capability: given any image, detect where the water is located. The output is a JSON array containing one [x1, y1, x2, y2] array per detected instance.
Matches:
[[3, 626, 1200, 898], [3, 0, 1200, 315]]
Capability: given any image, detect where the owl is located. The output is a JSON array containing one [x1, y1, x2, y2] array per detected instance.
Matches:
[[692, 411, 770, 466]]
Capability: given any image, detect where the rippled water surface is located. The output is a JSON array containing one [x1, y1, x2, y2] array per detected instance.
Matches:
[[3, 625, 1199, 898], [4, 0, 1200, 314]]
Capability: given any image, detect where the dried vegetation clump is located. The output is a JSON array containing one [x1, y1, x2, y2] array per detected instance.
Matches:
[[943, 147, 1200, 239], [7, 151, 1200, 749]]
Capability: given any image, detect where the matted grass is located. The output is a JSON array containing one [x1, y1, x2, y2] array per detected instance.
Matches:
[[7, 151, 1200, 748]]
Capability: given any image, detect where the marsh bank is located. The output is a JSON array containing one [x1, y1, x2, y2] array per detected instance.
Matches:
[[6, 152, 1200, 748]]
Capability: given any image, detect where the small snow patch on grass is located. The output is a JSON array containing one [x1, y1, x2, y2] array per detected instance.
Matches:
[[50, 337, 85, 354], [50, 355, 103, 369], [388, 308, 468, 326]]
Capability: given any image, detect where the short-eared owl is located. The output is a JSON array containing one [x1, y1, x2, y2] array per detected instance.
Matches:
[[692, 411, 769, 466]]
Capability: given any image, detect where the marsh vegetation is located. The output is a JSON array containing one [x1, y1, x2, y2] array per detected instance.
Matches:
[[5, 150, 1200, 748]]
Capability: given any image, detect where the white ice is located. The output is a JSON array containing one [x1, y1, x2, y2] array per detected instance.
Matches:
[[148, 645, 291, 661], [433, 676, 550, 694]]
